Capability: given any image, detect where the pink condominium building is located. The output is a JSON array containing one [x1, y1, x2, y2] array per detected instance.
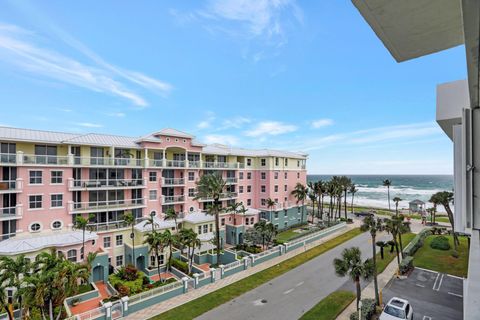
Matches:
[[0, 126, 307, 277]]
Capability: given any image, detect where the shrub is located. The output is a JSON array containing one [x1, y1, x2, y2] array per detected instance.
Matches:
[[430, 236, 451, 251], [347, 218, 353, 224], [399, 256, 414, 275], [349, 298, 376, 320], [403, 228, 431, 257], [109, 266, 145, 296], [172, 258, 189, 274], [452, 250, 459, 258]]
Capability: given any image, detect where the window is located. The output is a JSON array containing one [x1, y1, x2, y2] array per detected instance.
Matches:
[[51, 194, 63, 208], [239, 186, 244, 193], [297, 172, 300, 179], [261, 158, 266, 166], [67, 249, 77, 262], [197, 226, 202, 234], [52, 220, 62, 229], [221, 219, 225, 226], [261, 172, 266, 179], [247, 186, 252, 193], [103, 236, 111, 248], [116, 255, 123, 267], [29, 195, 42, 209], [247, 199, 252, 206], [284, 158, 288, 166], [274, 185, 278, 192], [250, 217, 254, 224], [247, 172, 252, 180], [261, 185, 266, 193], [149, 190, 158, 200], [274, 172, 279, 179], [275, 157, 279, 166], [284, 210, 288, 217], [284, 222, 288, 228], [246, 158, 252, 166], [284, 172, 288, 179], [116, 235, 123, 246], [209, 224, 213, 232], [51, 171, 63, 184], [297, 160, 300, 167], [188, 172, 195, 181], [149, 172, 157, 182], [29, 171, 42, 184], [203, 224, 208, 233], [166, 137, 170, 142], [239, 172, 244, 179], [245, 218, 249, 225], [30, 222, 41, 232], [150, 255, 156, 266], [261, 199, 266, 206], [188, 188, 195, 197], [284, 185, 287, 192], [274, 212, 279, 219]]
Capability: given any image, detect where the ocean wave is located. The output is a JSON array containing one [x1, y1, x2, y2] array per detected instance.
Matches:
[[355, 186, 443, 196]]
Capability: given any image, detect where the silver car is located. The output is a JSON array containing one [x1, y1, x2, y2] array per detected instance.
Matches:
[[379, 297, 413, 320]]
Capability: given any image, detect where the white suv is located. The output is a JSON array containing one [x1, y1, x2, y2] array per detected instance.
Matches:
[[379, 297, 413, 320]]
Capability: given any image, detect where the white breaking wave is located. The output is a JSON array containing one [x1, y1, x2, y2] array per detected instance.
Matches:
[[355, 186, 444, 196]]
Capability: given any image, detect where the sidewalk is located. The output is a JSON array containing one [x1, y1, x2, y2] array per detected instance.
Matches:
[[125, 221, 360, 319]]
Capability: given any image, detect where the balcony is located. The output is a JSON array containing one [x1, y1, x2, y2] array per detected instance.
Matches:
[[73, 157, 144, 167], [23, 154, 69, 166], [69, 198, 146, 214], [86, 221, 130, 232], [0, 153, 16, 165], [165, 160, 186, 168], [225, 177, 237, 184], [202, 162, 239, 169], [68, 178, 146, 191], [162, 178, 185, 186], [162, 195, 185, 204], [0, 179, 22, 194], [0, 205, 22, 221], [198, 192, 238, 202]]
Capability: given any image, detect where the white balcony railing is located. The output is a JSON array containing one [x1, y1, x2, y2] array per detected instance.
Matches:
[[203, 162, 239, 169], [165, 160, 186, 168], [69, 198, 146, 213], [23, 154, 69, 165], [225, 177, 237, 184], [0, 179, 22, 193], [0, 153, 16, 165], [198, 192, 238, 202], [162, 195, 185, 204], [68, 178, 146, 190], [162, 178, 185, 186], [188, 161, 201, 168], [0, 205, 22, 221], [73, 157, 144, 167]]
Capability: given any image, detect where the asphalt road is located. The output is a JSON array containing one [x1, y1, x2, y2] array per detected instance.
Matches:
[[197, 230, 387, 320]]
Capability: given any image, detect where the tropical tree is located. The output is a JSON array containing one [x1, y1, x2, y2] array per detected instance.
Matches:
[[429, 193, 440, 225], [0, 255, 31, 319], [194, 173, 227, 265], [361, 216, 384, 306], [376, 241, 388, 260], [340, 176, 352, 219], [315, 180, 325, 219], [73, 213, 95, 261], [144, 230, 164, 282], [393, 197, 402, 216], [432, 191, 459, 249], [291, 183, 307, 223], [227, 202, 243, 244], [183, 229, 201, 274], [164, 207, 179, 231], [161, 230, 175, 272], [383, 179, 392, 211], [124, 211, 137, 267], [0, 282, 13, 320], [349, 184, 358, 215], [333, 247, 374, 311], [266, 197, 276, 222], [308, 191, 317, 223], [384, 216, 408, 265], [254, 220, 276, 250], [145, 212, 158, 234], [326, 181, 336, 224]]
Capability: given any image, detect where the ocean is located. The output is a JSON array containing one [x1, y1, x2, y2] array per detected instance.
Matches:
[[307, 175, 453, 211]]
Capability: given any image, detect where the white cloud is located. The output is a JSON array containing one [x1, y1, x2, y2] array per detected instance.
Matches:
[[311, 118, 333, 129], [58, 108, 73, 113], [220, 116, 251, 130], [106, 112, 126, 118], [0, 23, 173, 107], [197, 111, 216, 129], [203, 134, 239, 146], [245, 121, 297, 137], [75, 122, 103, 128]]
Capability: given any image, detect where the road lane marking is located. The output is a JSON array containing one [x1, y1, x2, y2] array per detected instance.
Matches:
[[415, 267, 438, 274], [415, 283, 425, 288], [283, 289, 294, 295], [295, 282, 304, 287], [448, 292, 463, 298], [446, 274, 465, 280], [432, 273, 440, 290], [434, 274, 445, 291]]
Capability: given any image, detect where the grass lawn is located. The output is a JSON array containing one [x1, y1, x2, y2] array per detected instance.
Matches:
[[276, 227, 306, 242], [413, 235, 469, 277], [376, 233, 415, 273], [300, 290, 355, 320], [151, 228, 364, 320]]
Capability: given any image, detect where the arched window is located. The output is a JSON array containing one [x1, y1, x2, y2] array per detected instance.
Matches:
[[67, 249, 77, 262], [30, 223, 41, 232], [52, 220, 62, 230]]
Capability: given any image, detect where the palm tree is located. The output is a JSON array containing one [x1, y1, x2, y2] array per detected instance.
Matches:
[[144, 230, 164, 282], [164, 207, 179, 232], [383, 179, 392, 211], [145, 212, 158, 234], [326, 181, 336, 224], [432, 191, 459, 250], [349, 184, 358, 215], [266, 197, 276, 222], [161, 229, 175, 272], [227, 202, 242, 243], [340, 176, 352, 219], [238, 202, 248, 244], [361, 216, 384, 306], [429, 193, 440, 225], [393, 197, 402, 216], [0, 255, 31, 319], [291, 183, 307, 223], [333, 247, 374, 311], [314, 180, 324, 219], [384, 216, 408, 265], [124, 211, 136, 267], [0, 282, 13, 320], [376, 241, 388, 260], [194, 173, 227, 265], [308, 181, 317, 221], [73, 214, 94, 261], [254, 220, 276, 250], [183, 229, 201, 274]]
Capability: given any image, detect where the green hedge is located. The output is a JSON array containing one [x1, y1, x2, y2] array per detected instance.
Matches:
[[109, 272, 145, 296], [172, 258, 189, 274], [403, 228, 431, 257], [349, 299, 376, 320], [430, 236, 451, 251], [399, 256, 414, 275]]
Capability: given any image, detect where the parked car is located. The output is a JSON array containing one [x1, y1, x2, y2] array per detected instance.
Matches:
[[354, 211, 374, 217], [379, 297, 413, 320]]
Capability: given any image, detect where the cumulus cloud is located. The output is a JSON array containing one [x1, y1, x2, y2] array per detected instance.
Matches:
[[244, 121, 297, 137], [311, 118, 333, 129]]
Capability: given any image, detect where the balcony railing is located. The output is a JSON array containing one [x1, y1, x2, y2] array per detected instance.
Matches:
[[165, 160, 186, 168], [68, 178, 146, 190], [198, 192, 238, 202], [162, 195, 185, 204], [74, 157, 144, 167], [225, 177, 237, 184], [69, 198, 146, 213], [188, 161, 201, 168], [0, 153, 16, 165], [0, 179, 22, 193], [162, 178, 185, 186], [203, 162, 239, 169], [23, 154, 69, 165], [0, 205, 22, 221], [86, 221, 130, 232]]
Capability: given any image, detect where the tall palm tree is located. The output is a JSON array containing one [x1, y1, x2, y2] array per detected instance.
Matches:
[[291, 183, 307, 223], [0, 255, 31, 319], [308, 191, 316, 223], [254, 220, 276, 250], [432, 191, 459, 249], [161, 229, 175, 272], [266, 197, 276, 222], [145, 212, 158, 234], [361, 216, 384, 306], [383, 179, 392, 211], [333, 247, 374, 311], [0, 282, 13, 320], [73, 214, 94, 261], [227, 202, 242, 243], [164, 207, 179, 232], [194, 173, 227, 265], [349, 184, 358, 215], [183, 229, 201, 274], [144, 230, 165, 282], [340, 176, 352, 219], [376, 241, 388, 260], [384, 216, 407, 265], [124, 211, 136, 267], [238, 202, 248, 244], [393, 197, 402, 216], [326, 181, 336, 224], [429, 193, 440, 225], [314, 180, 324, 219]]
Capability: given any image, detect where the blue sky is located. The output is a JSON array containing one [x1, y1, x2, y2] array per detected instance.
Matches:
[[0, 1, 467, 174]]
